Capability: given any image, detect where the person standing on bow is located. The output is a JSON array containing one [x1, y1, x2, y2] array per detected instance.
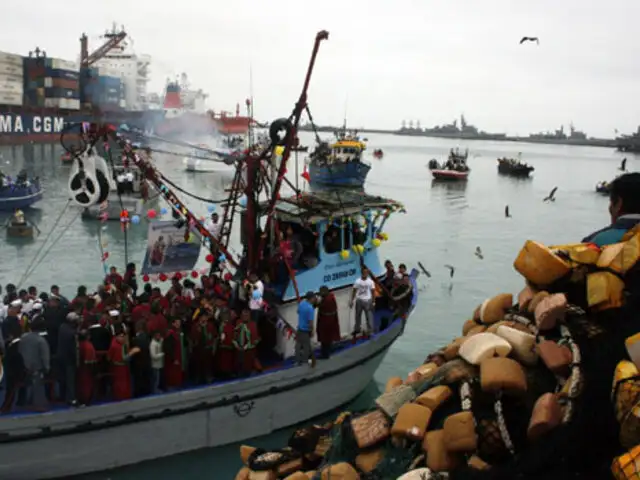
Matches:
[[316, 286, 340, 359], [350, 267, 376, 338]]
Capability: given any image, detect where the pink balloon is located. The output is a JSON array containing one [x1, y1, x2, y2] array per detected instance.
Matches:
[[199, 267, 209, 275]]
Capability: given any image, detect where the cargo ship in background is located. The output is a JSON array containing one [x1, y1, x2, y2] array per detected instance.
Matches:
[[0, 24, 252, 145]]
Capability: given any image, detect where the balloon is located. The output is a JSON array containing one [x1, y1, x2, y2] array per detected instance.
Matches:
[[174, 272, 183, 280], [159, 273, 167, 282], [199, 267, 209, 275], [372, 238, 381, 248], [224, 272, 232, 281], [187, 233, 195, 243], [191, 270, 199, 279], [239, 195, 247, 208], [207, 204, 216, 213], [160, 207, 168, 215], [150, 274, 159, 282], [340, 250, 350, 260], [142, 274, 150, 282], [218, 254, 226, 263], [205, 254, 214, 263], [274, 145, 284, 156], [147, 209, 157, 219], [252, 289, 262, 300], [380, 232, 389, 241], [131, 215, 140, 225]]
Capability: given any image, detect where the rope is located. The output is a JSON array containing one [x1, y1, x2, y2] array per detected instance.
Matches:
[[16, 199, 71, 289], [20, 209, 82, 286], [105, 144, 129, 266], [158, 172, 231, 205]]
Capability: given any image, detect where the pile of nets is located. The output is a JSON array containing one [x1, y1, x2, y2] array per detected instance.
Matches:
[[235, 236, 640, 480]]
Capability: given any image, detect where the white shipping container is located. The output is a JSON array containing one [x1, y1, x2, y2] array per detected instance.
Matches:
[[0, 91, 22, 106], [0, 82, 23, 95], [0, 74, 23, 86], [0, 51, 23, 67], [0, 63, 22, 77], [44, 98, 80, 110], [51, 58, 79, 72]]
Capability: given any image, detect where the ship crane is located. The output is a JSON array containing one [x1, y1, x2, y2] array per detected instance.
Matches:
[[80, 27, 127, 68]]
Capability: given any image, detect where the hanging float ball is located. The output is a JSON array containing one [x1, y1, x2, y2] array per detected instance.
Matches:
[[191, 270, 199, 279], [159, 273, 167, 282], [380, 232, 389, 241], [174, 272, 183, 281], [224, 272, 232, 281], [372, 238, 381, 248], [239, 195, 248, 208], [207, 204, 216, 213], [205, 254, 214, 263], [147, 209, 157, 219], [160, 207, 168, 215], [131, 215, 141, 225], [142, 274, 150, 282], [274, 145, 285, 156], [340, 250, 350, 260], [187, 233, 195, 243], [252, 289, 263, 300]]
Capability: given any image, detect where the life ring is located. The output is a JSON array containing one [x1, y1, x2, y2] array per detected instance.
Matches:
[[269, 118, 293, 146]]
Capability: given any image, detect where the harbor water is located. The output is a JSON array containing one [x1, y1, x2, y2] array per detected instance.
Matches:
[[0, 132, 627, 479]]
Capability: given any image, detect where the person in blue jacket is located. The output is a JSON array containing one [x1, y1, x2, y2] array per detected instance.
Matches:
[[583, 172, 640, 247]]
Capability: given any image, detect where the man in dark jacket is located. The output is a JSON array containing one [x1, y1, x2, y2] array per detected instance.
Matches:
[[583, 173, 640, 247], [43, 295, 68, 357], [57, 312, 79, 406], [130, 321, 152, 397], [19, 319, 50, 410], [1, 330, 25, 412]]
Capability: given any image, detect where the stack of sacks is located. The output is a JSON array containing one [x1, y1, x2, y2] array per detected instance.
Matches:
[[235, 236, 640, 479]]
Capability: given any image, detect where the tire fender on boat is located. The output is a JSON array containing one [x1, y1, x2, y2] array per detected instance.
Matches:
[[269, 118, 293, 146], [68, 152, 111, 207]]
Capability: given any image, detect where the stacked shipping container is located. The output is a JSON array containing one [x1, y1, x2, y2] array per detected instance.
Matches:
[[80, 68, 123, 111], [23, 56, 80, 110], [0, 51, 24, 106]]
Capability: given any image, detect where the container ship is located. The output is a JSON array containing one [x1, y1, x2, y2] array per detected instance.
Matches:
[[0, 25, 252, 145]]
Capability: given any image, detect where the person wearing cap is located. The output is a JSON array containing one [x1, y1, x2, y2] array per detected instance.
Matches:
[[295, 291, 316, 367], [58, 312, 80, 406], [316, 286, 340, 359]]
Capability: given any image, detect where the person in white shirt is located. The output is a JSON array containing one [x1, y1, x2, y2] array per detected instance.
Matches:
[[149, 331, 165, 394], [247, 273, 264, 322], [206, 212, 221, 240], [349, 267, 376, 335]]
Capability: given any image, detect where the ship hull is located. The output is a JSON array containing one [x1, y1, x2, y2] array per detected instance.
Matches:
[[497, 163, 534, 177], [308, 161, 371, 187], [0, 181, 43, 210], [431, 169, 469, 181]]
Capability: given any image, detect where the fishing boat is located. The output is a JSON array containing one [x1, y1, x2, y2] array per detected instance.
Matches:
[[183, 144, 237, 173], [0, 30, 421, 480], [307, 129, 371, 187], [497, 154, 534, 177], [428, 148, 470, 181], [596, 180, 610, 194], [0, 174, 43, 210], [372, 148, 384, 159]]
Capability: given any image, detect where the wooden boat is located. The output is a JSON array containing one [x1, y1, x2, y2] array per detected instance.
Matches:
[[6, 221, 34, 238], [308, 130, 371, 187], [596, 180, 610, 194], [0, 30, 421, 480], [428, 148, 470, 181], [497, 156, 534, 177]]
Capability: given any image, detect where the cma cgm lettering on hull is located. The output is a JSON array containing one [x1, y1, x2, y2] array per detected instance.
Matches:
[[0, 114, 65, 134]]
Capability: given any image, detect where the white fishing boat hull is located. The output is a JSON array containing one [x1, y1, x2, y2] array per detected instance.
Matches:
[[183, 156, 235, 173], [0, 319, 404, 480]]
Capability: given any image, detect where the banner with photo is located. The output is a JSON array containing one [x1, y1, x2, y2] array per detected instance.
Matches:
[[141, 220, 202, 275]]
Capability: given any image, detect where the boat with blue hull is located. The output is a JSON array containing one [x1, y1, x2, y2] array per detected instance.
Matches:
[[0, 178, 43, 210], [307, 129, 371, 188]]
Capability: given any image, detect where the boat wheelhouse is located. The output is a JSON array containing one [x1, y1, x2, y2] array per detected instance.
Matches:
[[308, 130, 371, 187]]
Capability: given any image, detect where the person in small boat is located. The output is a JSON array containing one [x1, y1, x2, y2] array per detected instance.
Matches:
[[12, 209, 26, 226], [107, 324, 139, 401], [316, 286, 340, 359], [350, 267, 376, 337], [295, 291, 316, 366], [582, 172, 640, 247], [234, 308, 261, 376], [76, 330, 97, 405], [57, 312, 80, 406], [164, 317, 185, 391], [19, 318, 50, 410]]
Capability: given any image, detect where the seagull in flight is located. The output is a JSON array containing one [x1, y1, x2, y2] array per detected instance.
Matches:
[[544, 187, 558, 202], [520, 36, 539, 45], [505, 205, 512, 218], [418, 261, 431, 278], [475, 247, 484, 260], [444, 265, 455, 278], [620, 158, 627, 171]]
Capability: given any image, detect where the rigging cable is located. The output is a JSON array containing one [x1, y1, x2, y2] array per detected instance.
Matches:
[[105, 143, 129, 266]]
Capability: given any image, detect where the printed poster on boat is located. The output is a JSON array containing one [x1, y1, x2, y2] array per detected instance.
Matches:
[[141, 220, 202, 275]]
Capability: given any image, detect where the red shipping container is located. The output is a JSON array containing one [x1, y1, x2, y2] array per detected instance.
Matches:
[[47, 78, 78, 89]]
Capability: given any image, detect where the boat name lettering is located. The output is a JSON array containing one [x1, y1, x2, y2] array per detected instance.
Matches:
[[323, 268, 356, 283], [323, 260, 356, 270], [0, 114, 65, 134]]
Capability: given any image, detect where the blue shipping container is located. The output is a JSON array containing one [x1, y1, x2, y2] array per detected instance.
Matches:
[[44, 68, 80, 81], [98, 75, 122, 88], [45, 87, 80, 99], [80, 67, 100, 80]]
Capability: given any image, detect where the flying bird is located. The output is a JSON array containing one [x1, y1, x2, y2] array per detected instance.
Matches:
[[620, 157, 627, 171], [444, 264, 455, 278], [520, 36, 539, 45], [475, 247, 484, 260], [544, 187, 558, 202], [505, 205, 512, 218], [418, 261, 431, 278]]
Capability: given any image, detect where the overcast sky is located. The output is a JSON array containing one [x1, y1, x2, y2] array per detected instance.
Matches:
[[2, 0, 639, 137]]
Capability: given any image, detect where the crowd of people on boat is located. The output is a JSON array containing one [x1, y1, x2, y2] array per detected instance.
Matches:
[[0, 169, 35, 189], [0, 255, 412, 413]]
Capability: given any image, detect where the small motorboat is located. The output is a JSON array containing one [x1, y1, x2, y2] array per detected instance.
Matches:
[[497, 154, 534, 177], [596, 181, 610, 195], [372, 148, 384, 159], [0, 172, 43, 211], [428, 148, 470, 181]]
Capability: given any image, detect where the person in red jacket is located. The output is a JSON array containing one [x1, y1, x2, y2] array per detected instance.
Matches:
[[190, 311, 217, 384], [105, 266, 124, 287], [164, 318, 185, 390], [150, 288, 170, 311], [77, 330, 97, 405], [316, 286, 341, 359], [233, 308, 260, 377], [215, 308, 236, 378], [147, 301, 168, 334], [107, 325, 139, 401]]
